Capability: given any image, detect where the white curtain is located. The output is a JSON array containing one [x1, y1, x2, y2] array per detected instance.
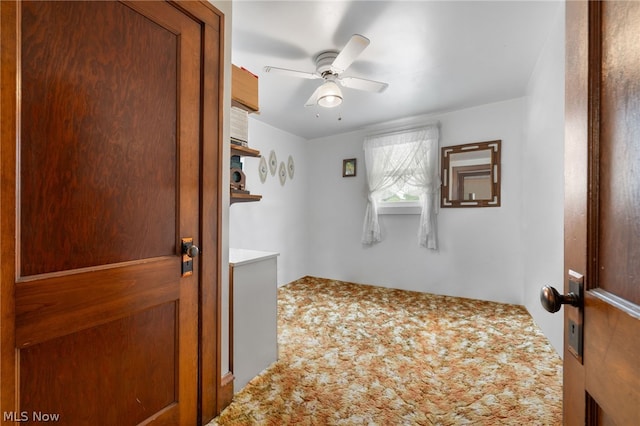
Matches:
[[361, 125, 439, 248]]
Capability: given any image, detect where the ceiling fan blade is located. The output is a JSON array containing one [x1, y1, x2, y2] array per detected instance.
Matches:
[[339, 76, 388, 93], [331, 34, 370, 74], [263, 66, 320, 80], [304, 86, 322, 107]]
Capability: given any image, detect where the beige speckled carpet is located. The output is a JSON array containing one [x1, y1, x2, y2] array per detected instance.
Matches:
[[210, 276, 562, 425]]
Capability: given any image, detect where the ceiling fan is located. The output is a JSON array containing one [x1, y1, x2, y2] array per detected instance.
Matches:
[[263, 34, 389, 108]]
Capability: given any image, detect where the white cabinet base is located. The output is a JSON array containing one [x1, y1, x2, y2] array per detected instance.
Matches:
[[229, 249, 279, 392]]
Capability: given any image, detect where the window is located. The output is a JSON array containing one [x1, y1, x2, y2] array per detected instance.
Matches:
[[376, 148, 425, 215], [361, 124, 440, 248]]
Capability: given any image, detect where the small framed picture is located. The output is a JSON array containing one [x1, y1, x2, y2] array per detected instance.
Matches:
[[342, 158, 357, 177]]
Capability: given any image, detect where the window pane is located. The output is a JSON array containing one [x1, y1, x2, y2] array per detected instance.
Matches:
[[379, 180, 421, 203]]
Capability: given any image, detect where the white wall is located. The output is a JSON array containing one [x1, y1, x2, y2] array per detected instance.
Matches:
[[229, 119, 309, 286], [306, 99, 525, 305], [522, 4, 565, 355]]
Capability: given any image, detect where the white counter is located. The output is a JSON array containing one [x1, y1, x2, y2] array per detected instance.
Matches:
[[229, 248, 279, 267], [229, 248, 279, 392]]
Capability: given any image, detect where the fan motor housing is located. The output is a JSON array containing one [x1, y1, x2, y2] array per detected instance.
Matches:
[[315, 50, 339, 75]]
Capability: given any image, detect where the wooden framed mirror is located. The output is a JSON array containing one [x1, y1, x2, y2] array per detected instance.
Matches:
[[441, 140, 501, 207]]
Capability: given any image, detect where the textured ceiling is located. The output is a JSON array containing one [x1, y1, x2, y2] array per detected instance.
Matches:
[[231, 1, 562, 140]]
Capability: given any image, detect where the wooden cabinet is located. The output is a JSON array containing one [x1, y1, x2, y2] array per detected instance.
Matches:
[[230, 65, 261, 204], [232, 65, 259, 112]]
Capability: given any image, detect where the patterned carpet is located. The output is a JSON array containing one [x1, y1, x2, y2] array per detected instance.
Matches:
[[210, 276, 563, 425]]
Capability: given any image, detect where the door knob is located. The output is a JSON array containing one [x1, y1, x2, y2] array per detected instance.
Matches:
[[183, 244, 199, 258], [181, 238, 199, 276], [540, 285, 579, 313]]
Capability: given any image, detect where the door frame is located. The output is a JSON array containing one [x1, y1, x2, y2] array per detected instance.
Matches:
[[563, 0, 589, 423], [0, 1, 226, 423]]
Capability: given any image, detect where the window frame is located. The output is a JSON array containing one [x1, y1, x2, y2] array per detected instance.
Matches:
[[377, 199, 422, 215]]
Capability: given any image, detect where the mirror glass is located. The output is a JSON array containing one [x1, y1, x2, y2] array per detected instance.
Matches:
[[441, 140, 501, 207]]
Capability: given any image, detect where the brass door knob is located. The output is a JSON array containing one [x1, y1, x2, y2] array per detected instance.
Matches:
[[184, 244, 199, 258]]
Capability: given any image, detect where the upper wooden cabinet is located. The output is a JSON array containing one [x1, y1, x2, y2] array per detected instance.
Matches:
[[231, 65, 259, 112]]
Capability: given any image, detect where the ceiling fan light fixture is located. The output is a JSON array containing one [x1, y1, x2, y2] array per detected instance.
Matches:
[[317, 81, 343, 108]]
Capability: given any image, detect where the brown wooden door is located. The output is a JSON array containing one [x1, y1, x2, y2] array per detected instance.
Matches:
[[3, 1, 203, 424], [564, 0, 640, 424]]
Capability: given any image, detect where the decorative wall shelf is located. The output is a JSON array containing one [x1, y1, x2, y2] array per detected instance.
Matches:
[[230, 191, 262, 204], [230, 65, 261, 205], [231, 145, 260, 158]]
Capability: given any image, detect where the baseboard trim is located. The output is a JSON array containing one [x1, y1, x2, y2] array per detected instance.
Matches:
[[218, 372, 234, 411]]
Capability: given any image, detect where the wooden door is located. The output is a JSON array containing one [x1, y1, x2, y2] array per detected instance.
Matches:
[[564, 0, 640, 424], [1, 1, 215, 424]]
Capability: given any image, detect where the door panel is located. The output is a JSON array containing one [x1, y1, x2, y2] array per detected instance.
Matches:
[[20, 303, 177, 425], [20, 0, 178, 276], [598, 0, 640, 305], [15, 1, 201, 424], [564, 1, 640, 424], [584, 293, 639, 425]]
